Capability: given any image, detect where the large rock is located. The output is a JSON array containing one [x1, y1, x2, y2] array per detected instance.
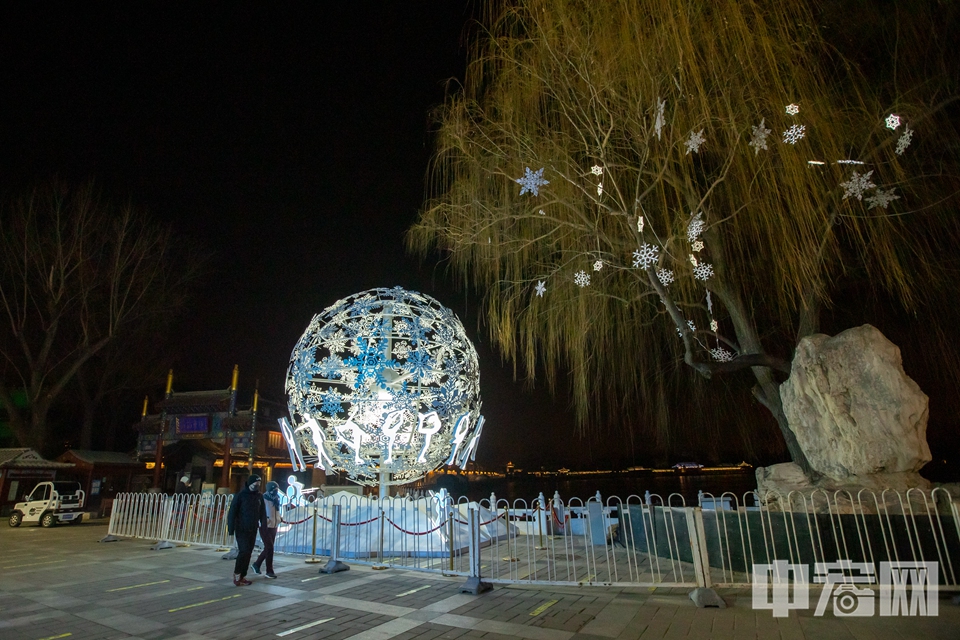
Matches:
[[780, 325, 931, 481]]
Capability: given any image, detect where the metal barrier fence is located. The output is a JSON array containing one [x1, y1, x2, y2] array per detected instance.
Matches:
[[105, 487, 959, 591], [106, 492, 233, 549]]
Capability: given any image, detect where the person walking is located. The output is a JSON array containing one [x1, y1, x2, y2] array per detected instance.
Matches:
[[227, 475, 266, 586], [252, 480, 281, 578]]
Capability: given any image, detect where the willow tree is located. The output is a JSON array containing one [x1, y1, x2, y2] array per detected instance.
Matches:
[[409, 0, 960, 472]]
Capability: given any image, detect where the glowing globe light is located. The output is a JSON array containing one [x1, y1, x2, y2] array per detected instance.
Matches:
[[284, 287, 484, 486]]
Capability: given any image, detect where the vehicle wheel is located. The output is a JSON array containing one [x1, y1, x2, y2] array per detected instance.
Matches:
[[70, 514, 83, 525], [8, 511, 22, 527], [40, 512, 57, 528]]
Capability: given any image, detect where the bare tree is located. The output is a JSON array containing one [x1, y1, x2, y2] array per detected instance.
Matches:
[[0, 183, 201, 453], [409, 0, 960, 471]]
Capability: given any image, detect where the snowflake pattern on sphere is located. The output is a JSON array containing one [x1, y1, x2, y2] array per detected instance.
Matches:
[[591, 165, 603, 176], [685, 129, 706, 155], [782, 124, 806, 145], [840, 170, 876, 201], [657, 269, 675, 285], [284, 287, 484, 486], [749, 119, 772, 155], [710, 347, 735, 362], [514, 167, 549, 196], [865, 188, 900, 210], [535, 280, 546, 297], [885, 114, 901, 130], [693, 262, 714, 281], [632, 243, 660, 268], [785, 103, 800, 115], [574, 270, 591, 287], [896, 126, 913, 155], [687, 212, 705, 242], [593, 260, 603, 271]]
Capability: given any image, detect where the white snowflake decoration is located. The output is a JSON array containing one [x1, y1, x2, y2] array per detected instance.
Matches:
[[657, 269, 675, 285], [710, 347, 734, 362], [689, 254, 698, 267], [538, 209, 545, 216], [840, 170, 876, 201], [693, 262, 714, 281], [782, 124, 806, 145], [885, 113, 901, 130], [591, 165, 603, 176], [574, 270, 591, 287], [749, 118, 772, 155], [593, 260, 603, 271], [677, 320, 696, 337], [637, 216, 645, 233], [285, 287, 484, 486], [685, 129, 706, 155], [710, 319, 719, 332], [597, 183, 603, 196], [687, 212, 705, 242], [785, 103, 800, 115], [655, 98, 666, 140], [896, 126, 913, 155], [632, 243, 660, 268], [515, 167, 549, 196], [865, 187, 900, 210], [535, 280, 546, 297], [692, 240, 704, 253]]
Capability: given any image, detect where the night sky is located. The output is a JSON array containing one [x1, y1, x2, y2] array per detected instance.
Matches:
[[0, 3, 603, 469]]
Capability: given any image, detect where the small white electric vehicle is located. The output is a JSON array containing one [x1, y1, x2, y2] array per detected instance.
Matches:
[[8, 481, 85, 527]]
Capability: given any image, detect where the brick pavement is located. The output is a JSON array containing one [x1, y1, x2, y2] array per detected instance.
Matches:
[[1, 519, 957, 640]]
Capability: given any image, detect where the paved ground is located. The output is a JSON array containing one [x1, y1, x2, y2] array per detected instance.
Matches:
[[1, 519, 957, 640]]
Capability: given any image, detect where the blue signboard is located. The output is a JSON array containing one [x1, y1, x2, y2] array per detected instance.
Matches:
[[176, 415, 210, 436]]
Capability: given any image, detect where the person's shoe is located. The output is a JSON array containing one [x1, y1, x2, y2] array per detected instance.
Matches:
[[265, 572, 278, 579], [236, 576, 252, 586], [251, 563, 262, 575]]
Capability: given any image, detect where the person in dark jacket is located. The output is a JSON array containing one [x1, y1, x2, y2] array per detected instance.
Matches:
[[252, 480, 281, 578], [227, 475, 267, 586]]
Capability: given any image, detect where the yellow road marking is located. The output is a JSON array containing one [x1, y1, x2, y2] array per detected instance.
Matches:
[[38, 634, 72, 640], [186, 586, 205, 591], [168, 594, 241, 612], [530, 600, 558, 616], [2, 559, 66, 569], [106, 579, 171, 592]]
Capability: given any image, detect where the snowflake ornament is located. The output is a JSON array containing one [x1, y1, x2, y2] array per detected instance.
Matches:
[[687, 212, 705, 242], [574, 270, 591, 288], [637, 216, 644, 233], [689, 254, 698, 267], [865, 188, 900, 210], [693, 262, 714, 281], [655, 98, 666, 140], [782, 124, 806, 145], [593, 260, 603, 271], [538, 209, 545, 216], [710, 347, 735, 362], [597, 183, 603, 196], [657, 269, 675, 285], [749, 119, 772, 155], [677, 320, 697, 337], [710, 319, 719, 332], [840, 170, 876, 201], [885, 114, 901, 130], [535, 281, 546, 297], [591, 165, 603, 176], [692, 240, 704, 252], [785, 103, 800, 115], [685, 129, 706, 155], [632, 243, 660, 268], [896, 126, 913, 155], [514, 167, 549, 196]]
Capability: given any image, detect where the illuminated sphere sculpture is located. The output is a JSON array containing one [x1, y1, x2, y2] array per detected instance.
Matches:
[[285, 287, 484, 486]]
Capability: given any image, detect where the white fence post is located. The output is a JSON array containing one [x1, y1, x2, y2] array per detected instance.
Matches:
[[150, 495, 175, 550], [460, 504, 492, 594], [686, 506, 726, 608]]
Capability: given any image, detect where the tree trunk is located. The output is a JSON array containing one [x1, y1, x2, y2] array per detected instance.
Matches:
[[750, 366, 814, 476]]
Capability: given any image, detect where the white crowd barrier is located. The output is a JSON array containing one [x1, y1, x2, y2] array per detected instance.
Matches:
[[105, 487, 959, 591]]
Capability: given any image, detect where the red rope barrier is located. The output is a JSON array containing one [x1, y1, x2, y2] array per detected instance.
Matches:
[[340, 515, 379, 527], [280, 514, 314, 525], [384, 516, 447, 536]]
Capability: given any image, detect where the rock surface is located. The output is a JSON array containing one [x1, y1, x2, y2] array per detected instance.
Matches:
[[779, 324, 931, 481]]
